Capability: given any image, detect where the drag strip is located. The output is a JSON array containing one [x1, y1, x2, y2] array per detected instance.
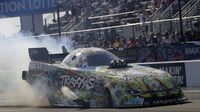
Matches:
[[0, 89, 199, 112]]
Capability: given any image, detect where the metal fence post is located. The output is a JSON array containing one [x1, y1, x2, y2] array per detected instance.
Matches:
[[57, 2, 61, 37], [159, 17, 162, 33], [169, 5, 173, 33], [178, 0, 184, 38], [44, 19, 47, 28]]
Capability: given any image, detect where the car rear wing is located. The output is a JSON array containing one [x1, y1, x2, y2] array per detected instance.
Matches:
[[28, 47, 69, 63]]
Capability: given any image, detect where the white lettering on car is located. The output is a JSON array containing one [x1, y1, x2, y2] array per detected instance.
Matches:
[[59, 75, 95, 90]]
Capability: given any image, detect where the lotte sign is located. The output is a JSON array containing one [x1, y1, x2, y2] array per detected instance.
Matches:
[[0, 0, 58, 17]]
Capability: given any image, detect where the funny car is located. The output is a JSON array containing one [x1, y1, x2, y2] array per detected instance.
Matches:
[[22, 47, 187, 107]]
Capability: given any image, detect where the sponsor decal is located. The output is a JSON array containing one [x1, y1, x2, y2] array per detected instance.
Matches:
[[157, 46, 183, 61], [185, 47, 200, 55], [59, 75, 95, 90], [148, 63, 187, 87]]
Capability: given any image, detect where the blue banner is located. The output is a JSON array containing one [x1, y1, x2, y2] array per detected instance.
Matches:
[[110, 42, 200, 63], [0, 0, 58, 17], [138, 45, 157, 62], [156, 43, 200, 61]]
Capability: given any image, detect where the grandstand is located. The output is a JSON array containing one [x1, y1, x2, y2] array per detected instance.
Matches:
[[44, 0, 153, 34], [43, 0, 200, 54]]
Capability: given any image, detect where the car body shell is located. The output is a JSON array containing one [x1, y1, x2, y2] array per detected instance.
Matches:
[[22, 47, 186, 107]]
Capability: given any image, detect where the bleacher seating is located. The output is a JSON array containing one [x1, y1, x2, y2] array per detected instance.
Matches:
[[43, 0, 200, 51], [44, 0, 153, 34]]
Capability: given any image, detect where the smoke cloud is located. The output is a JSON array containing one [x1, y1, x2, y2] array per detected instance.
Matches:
[[0, 33, 75, 107]]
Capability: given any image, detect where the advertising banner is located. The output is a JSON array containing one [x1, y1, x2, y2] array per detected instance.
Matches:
[[121, 43, 200, 63], [138, 45, 157, 62], [156, 44, 184, 61], [0, 0, 58, 17], [141, 62, 187, 87], [111, 44, 187, 63], [156, 43, 200, 61]]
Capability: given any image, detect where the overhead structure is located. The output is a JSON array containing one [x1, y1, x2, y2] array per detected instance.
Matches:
[[0, 0, 58, 35]]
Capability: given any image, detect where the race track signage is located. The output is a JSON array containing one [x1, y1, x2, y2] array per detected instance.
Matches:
[[142, 62, 187, 87], [0, 0, 58, 17]]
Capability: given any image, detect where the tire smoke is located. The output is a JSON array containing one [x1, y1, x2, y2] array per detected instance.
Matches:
[[0, 34, 74, 107]]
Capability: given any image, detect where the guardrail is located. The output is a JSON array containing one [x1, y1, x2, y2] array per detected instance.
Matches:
[[88, 9, 152, 27]]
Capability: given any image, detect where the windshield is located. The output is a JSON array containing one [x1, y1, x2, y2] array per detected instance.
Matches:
[[86, 52, 120, 66], [62, 48, 121, 68]]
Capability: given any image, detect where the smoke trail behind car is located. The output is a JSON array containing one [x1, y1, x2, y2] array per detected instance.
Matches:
[[0, 34, 74, 107]]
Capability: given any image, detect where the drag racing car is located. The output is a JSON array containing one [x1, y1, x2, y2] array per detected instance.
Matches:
[[22, 47, 187, 107]]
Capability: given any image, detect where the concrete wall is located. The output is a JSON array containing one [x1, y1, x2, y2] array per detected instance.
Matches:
[[185, 61, 200, 87]]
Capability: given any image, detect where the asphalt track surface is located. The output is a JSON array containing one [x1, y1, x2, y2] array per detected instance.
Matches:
[[0, 89, 200, 112]]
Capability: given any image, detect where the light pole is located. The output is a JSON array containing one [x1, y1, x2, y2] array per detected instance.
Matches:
[[56, 2, 61, 37], [178, 0, 184, 38]]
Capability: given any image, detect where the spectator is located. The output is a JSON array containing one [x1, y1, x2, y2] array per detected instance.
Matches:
[[138, 10, 148, 37], [161, 32, 172, 44], [170, 34, 180, 43], [138, 11, 147, 25], [174, 31, 184, 43], [152, 35, 158, 44], [127, 38, 134, 48], [184, 30, 193, 41], [160, 0, 167, 11], [138, 35, 147, 46], [152, 0, 161, 8], [113, 34, 122, 49], [127, 38, 139, 48], [150, 0, 156, 13], [121, 37, 127, 48], [148, 32, 155, 44]]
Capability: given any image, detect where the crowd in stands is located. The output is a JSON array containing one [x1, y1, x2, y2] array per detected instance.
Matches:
[[49, 0, 200, 51], [72, 24, 200, 49], [67, 0, 177, 17], [63, 0, 173, 29], [68, 0, 148, 17], [48, 0, 185, 33], [63, 0, 200, 49]]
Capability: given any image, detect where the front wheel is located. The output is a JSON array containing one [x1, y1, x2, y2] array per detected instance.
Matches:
[[103, 88, 113, 107]]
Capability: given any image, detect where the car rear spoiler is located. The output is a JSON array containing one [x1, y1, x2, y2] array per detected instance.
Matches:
[[28, 46, 69, 63]]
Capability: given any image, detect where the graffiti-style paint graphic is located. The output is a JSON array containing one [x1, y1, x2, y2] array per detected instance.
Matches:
[[22, 47, 186, 107]]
